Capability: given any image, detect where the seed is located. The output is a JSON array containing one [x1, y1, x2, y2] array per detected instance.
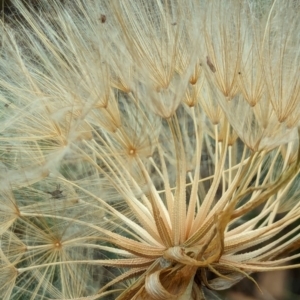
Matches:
[[206, 56, 216, 73], [46, 184, 63, 199], [100, 14, 106, 23]]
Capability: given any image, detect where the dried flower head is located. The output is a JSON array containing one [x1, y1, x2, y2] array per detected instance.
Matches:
[[0, 0, 300, 300]]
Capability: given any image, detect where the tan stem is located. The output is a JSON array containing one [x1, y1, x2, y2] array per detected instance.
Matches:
[[177, 275, 195, 300]]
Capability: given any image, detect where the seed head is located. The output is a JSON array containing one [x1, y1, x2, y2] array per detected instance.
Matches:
[[0, 1, 300, 300]]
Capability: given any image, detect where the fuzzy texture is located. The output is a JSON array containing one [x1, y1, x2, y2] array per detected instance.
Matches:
[[0, 0, 300, 299]]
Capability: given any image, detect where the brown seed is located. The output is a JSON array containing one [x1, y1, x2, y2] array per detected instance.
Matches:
[[206, 56, 216, 73], [100, 14, 106, 23], [46, 184, 63, 199]]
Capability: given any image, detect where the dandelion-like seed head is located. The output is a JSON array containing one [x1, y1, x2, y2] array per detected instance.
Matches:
[[0, 0, 300, 299]]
